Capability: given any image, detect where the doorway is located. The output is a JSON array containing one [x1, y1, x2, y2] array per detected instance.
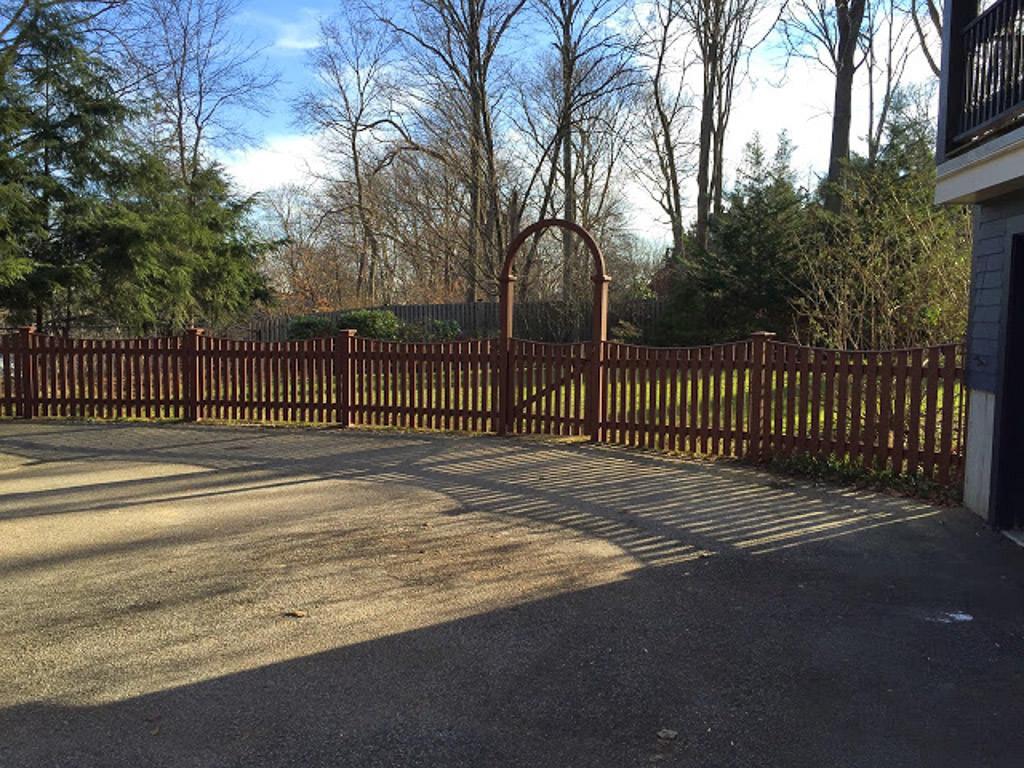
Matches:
[[993, 234, 1024, 528]]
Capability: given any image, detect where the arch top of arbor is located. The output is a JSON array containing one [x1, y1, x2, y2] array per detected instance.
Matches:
[[500, 218, 609, 284]]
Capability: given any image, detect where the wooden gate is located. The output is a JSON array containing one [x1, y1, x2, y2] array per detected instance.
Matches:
[[506, 339, 589, 436]]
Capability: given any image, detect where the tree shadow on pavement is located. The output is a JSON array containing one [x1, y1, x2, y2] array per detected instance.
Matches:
[[1, 422, 1024, 767]]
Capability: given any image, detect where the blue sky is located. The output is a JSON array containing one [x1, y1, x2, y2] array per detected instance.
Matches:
[[220, 1, 934, 238], [215, 2, 334, 193], [233, 1, 327, 133]]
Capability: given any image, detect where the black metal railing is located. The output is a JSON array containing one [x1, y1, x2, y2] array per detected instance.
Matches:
[[956, 0, 1024, 145]]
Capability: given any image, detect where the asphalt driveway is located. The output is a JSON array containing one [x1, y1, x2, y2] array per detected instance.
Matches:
[[1, 421, 1023, 767]]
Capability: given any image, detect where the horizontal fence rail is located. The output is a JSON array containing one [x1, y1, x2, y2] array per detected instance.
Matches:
[[0, 328, 966, 486]]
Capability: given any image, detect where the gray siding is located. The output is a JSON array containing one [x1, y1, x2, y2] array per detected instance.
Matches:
[[967, 190, 1024, 392]]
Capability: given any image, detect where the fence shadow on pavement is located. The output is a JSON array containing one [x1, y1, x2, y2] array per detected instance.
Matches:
[[2, 422, 1024, 767]]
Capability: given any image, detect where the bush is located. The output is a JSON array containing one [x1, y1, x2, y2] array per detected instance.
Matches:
[[287, 315, 337, 339], [398, 318, 462, 342], [609, 320, 642, 345], [286, 309, 460, 342], [335, 309, 402, 340]]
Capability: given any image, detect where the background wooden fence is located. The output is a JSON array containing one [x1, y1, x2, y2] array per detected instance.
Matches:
[[251, 297, 666, 342], [0, 327, 966, 485]]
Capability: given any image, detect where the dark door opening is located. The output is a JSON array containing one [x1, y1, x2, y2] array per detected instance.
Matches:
[[994, 234, 1024, 529]]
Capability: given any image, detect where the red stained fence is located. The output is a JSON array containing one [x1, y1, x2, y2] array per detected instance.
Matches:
[[0, 327, 966, 485]]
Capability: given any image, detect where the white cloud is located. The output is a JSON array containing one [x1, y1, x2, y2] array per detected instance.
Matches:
[[235, 8, 321, 53], [274, 15, 321, 52], [219, 133, 329, 195]]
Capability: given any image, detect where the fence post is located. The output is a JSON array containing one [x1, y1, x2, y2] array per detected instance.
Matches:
[[587, 271, 610, 442], [16, 326, 37, 419], [336, 329, 356, 427], [498, 272, 516, 435], [183, 327, 203, 422], [747, 332, 775, 462]]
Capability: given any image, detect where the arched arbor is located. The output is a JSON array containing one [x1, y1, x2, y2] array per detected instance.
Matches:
[[497, 219, 610, 440]]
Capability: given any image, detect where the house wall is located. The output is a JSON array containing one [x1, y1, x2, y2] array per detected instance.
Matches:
[[964, 390, 994, 517], [968, 191, 1024, 392], [964, 189, 1024, 520]]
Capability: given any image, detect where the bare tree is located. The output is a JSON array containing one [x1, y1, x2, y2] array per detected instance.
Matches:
[[907, 0, 940, 76], [782, 0, 926, 211], [375, 150, 471, 302], [528, 0, 634, 301], [678, 0, 772, 248], [259, 185, 358, 314], [300, 11, 400, 302], [781, 0, 868, 213], [115, 0, 277, 183], [571, 77, 637, 291], [632, 0, 695, 262], [863, 0, 915, 163], [377, 0, 526, 302]]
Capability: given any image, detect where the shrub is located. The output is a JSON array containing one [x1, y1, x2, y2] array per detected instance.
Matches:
[[335, 309, 402, 340], [286, 309, 459, 342], [287, 315, 337, 339], [398, 318, 462, 342]]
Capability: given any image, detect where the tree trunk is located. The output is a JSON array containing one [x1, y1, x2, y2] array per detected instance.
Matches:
[[560, 20, 575, 304], [695, 56, 717, 250], [560, 119, 575, 302], [824, 0, 866, 214]]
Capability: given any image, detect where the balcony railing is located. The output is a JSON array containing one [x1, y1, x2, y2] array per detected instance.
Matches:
[[954, 0, 1024, 148]]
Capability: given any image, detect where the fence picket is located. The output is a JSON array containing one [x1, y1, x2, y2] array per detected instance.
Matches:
[[923, 347, 941, 478], [613, 344, 626, 444], [785, 345, 798, 457], [721, 344, 734, 456], [634, 346, 647, 448], [668, 348, 681, 453], [735, 342, 748, 458], [891, 349, 908, 475], [907, 348, 924, 473], [864, 351, 879, 470], [851, 352, 867, 462], [836, 351, 850, 459], [772, 344, 785, 458], [878, 350, 894, 472], [796, 346, 811, 455], [938, 345, 958, 485], [655, 348, 667, 451], [810, 347, 824, 455], [469, 341, 478, 432], [686, 348, 698, 453], [698, 347, 708, 452]]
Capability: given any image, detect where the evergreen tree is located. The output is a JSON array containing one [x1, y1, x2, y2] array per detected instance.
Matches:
[[78, 158, 272, 334], [0, 0, 125, 330], [702, 131, 808, 339], [0, 1, 270, 334], [652, 131, 808, 345]]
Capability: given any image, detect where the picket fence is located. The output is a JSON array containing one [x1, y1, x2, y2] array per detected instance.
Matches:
[[0, 327, 966, 485]]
